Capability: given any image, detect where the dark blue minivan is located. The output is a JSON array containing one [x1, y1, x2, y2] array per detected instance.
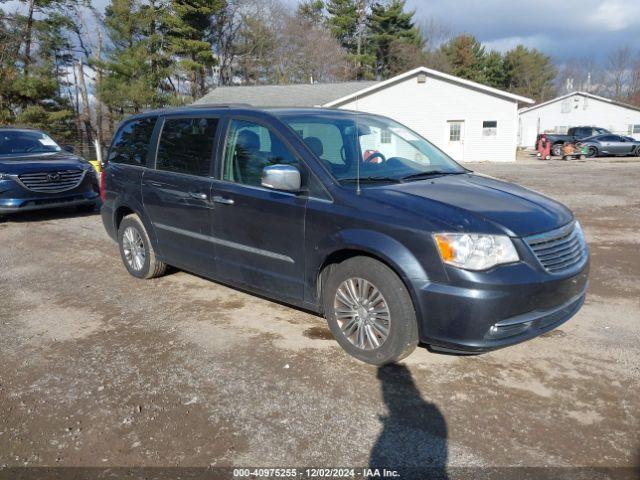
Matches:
[[101, 106, 589, 364]]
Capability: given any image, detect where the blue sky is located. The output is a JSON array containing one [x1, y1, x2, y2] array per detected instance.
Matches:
[[407, 0, 640, 61]]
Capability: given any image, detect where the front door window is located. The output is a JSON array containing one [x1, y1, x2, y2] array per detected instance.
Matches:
[[223, 120, 299, 187]]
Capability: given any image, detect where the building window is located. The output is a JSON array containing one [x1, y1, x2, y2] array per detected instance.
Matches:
[[380, 128, 391, 144], [449, 122, 461, 141], [555, 126, 568, 134], [629, 124, 640, 135], [482, 121, 497, 137]]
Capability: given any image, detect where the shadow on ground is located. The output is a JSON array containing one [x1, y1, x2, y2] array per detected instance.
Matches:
[[369, 364, 448, 478], [0, 205, 99, 223]]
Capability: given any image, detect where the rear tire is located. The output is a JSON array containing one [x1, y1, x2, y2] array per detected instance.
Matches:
[[322, 256, 419, 365], [552, 144, 563, 156], [118, 214, 166, 279], [587, 146, 598, 158]]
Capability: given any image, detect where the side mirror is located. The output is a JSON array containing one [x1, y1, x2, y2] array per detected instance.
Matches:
[[261, 164, 301, 192], [62, 144, 75, 153]]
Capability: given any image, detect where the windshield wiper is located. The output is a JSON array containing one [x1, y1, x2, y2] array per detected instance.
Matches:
[[401, 171, 465, 182], [339, 176, 401, 184]]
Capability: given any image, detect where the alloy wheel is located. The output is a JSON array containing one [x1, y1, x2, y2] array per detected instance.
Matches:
[[122, 226, 146, 271], [333, 278, 391, 350]]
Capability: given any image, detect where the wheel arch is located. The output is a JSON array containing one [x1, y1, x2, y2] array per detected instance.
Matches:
[[314, 229, 430, 325], [112, 196, 160, 253]]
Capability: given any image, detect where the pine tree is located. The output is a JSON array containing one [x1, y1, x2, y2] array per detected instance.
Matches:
[[325, 0, 372, 79], [0, 4, 75, 139], [98, 0, 174, 120], [483, 50, 507, 89], [368, 0, 422, 80], [503, 45, 556, 101], [297, 0, 325, 26], [166, 0, 224, 99], [439, 34, 487, 83]]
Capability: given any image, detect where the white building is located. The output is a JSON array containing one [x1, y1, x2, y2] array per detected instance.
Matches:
[[518, 91, 640, 148], [197, 67, 534, 163]]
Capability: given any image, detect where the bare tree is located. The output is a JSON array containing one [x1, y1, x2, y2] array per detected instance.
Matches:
[[556, 58, 605, 95], [276, 11, 349, 84], [607, 45, 632, 99], [628, 55, 640, 106]]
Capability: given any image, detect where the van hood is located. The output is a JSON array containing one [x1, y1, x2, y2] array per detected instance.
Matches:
[[0, 151, 88, 175], [366, 173, 573, 237]]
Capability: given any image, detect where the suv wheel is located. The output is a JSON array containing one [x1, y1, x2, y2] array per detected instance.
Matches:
[[552, 144, 563, 156], [118, 214, 167, 279], [322, 257, 418, 365], [587, 146, 598, 158]]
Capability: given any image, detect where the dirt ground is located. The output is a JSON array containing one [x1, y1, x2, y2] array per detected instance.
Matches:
[[0, 156, 639, 477]]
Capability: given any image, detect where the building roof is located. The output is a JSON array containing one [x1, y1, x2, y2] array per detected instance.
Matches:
[[519, 91, 640, 114], [194, 81, 378, 108], [195, 67, 534, 108], [323, 67, 535, 107]]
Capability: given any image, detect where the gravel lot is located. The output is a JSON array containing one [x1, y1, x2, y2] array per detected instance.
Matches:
[[1, 157, 639, 477]]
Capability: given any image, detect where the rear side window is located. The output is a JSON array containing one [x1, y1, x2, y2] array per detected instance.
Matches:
[[108, 117, 156, 166], [156, 117, 218, 177]]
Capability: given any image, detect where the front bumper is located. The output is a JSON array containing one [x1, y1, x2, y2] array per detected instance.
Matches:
[[0, 175, 99, 214], [413, 258, 589, 353]]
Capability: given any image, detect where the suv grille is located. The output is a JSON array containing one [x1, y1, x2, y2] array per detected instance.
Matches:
[[18, 169, 85, 193], [525, 222, 588, 274]]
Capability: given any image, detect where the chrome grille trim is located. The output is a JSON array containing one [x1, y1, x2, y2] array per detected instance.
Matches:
[[525, 222, 588, 274], [18, 169, 86, 193]]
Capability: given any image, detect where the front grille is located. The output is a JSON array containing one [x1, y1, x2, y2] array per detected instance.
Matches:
[[18, 169, 85, 193], [525, 222, 588, 274]]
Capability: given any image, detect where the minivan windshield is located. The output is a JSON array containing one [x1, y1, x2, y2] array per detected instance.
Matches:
[[280, 112, 466, 184], [0, 130, 62, 156]]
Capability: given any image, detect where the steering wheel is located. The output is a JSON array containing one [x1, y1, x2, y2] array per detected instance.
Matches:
[[364, 151, 387, 163]]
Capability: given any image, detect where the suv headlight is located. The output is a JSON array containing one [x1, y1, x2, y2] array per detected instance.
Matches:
[[433, 233, 519, 271], [0, 173, 11, 181]]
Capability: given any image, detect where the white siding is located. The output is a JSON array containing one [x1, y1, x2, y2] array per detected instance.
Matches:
[[519, 93, 640, 147], [334, 74, 520, 162]]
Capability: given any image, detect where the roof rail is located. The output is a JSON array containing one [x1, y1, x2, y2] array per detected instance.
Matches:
[[190, 103, 254, 108]]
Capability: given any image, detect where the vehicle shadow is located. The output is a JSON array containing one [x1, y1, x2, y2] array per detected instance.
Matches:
[[0, 205, 100, 224], [369, 363, 448, 479]]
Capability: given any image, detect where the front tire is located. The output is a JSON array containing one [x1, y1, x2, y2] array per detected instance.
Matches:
[[322, 257, 418, 365], [587, 146, 598, 158], [118, 214, 167, 279]]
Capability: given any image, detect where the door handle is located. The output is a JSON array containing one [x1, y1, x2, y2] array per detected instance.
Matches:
[[212, 195, 234, 205], [189, 192, 208, 201]]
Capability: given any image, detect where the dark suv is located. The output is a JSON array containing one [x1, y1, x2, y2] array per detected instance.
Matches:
[[0, 128, 99, 217], [101, 106, 589, 364]]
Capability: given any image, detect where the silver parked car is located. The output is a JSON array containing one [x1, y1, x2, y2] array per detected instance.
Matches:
[[580, 134, 640, 157]]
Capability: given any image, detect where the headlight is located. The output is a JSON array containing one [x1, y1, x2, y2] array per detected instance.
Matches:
[[433, 233, 519, 271], [0, 173, 11, 180]]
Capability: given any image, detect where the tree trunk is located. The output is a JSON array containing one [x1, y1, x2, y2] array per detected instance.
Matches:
[[77, 59, 94, 145], [23, 0, 35, 75], [95, 26, 104, 147]]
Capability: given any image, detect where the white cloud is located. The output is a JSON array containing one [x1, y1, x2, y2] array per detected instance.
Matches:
[[585, 0, 640, 31], [483, 34, 550, 54]]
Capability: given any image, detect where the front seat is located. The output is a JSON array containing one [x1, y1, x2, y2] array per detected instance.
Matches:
[[303, 136, 324, 160], [235, 130, 263, 185]]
